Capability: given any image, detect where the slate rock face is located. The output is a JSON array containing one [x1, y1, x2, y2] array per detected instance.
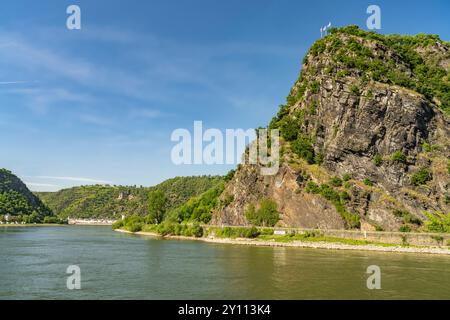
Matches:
[[213, 28, 450, 231]]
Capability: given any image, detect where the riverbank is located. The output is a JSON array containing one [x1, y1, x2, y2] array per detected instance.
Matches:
[[115, 229, 450, 256], [0, 223, 66, 228]]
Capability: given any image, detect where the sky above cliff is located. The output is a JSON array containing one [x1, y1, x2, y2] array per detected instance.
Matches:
[[1, 0, 449, 191]]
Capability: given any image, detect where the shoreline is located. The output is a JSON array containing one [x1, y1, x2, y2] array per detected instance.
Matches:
[[0, 224, 67, 228], [115, 229, 450, 256]]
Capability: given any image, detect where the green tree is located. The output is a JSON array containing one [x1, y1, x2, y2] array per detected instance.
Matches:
[[147, 190, 167, 224], [245, 199, 280, 227]]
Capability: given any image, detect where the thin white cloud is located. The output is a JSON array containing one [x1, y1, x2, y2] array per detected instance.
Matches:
[[0, 81, 35, 85], [24, 182, 60, 188], [129, 108, 164, 119]]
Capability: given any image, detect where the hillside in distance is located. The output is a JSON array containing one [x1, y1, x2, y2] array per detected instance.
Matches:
[[212, 26, 450, 232], [0, 169, 53, 222], [36, 175, 224, 219]]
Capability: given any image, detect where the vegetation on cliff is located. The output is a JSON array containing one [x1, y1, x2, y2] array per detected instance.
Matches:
[[0, 169, 53, 223], [37, 175, 224, 219], [214, 26, 449, 232]]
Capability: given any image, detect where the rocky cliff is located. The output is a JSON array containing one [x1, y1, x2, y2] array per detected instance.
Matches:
[[212, 26, 450, 232]]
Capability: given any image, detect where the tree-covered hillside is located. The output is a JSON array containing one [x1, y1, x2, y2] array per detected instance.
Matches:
[[0, 169, 53, 223], [36, 175, 224, 219]]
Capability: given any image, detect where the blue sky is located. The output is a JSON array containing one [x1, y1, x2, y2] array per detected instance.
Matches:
[[1, 0, 449, 191]]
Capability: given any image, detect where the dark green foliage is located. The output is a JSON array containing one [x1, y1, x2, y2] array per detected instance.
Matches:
[[342, 174, 352, 182], [168, 182, 225, 224], [314, 153, 324, 165], [310, 81, 320, 94], [329, 177, 343, 187], [147, 190, 167, 224], [363, 179, 374, 187], [326, 26, 450, 115], [0, 169, 53, 222], [309, 100, 318, 115], [151, 222, 204, 238], [37, 175, 223, 219], [245, 199, 280, 227], [214, 226, 260, 239], [424, 212, 450, 233], [350, 85, 360, 95], [373, 154, 383, 167], [305, 181, 320, 194], [410, 168, 433, 186], [113, 215, 144, 232], [399, 225, 411, 233], [393, 209, 422, 226], [292, 135, 315, 164], [224, 170, 236, 182], [391, 151, 407, 163], [280, 116, 300, 141]]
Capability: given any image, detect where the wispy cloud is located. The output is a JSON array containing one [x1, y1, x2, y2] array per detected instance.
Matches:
[[24, 182, 61, 192], [24, 182, 60, 188], [0, 81, 36, 85], [128, 108, 164, 119]]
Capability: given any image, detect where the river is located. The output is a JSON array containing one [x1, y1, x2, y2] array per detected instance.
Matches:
[[1, 226, 449, 299]]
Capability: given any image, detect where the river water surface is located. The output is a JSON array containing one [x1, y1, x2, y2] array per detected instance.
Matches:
[[1, 226, 449, 299]]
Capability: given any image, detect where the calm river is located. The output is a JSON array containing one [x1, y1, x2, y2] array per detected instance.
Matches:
[[1, 226, 449, 299]]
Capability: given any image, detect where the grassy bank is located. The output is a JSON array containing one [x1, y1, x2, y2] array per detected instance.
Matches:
[[113, 219, 450, 255]]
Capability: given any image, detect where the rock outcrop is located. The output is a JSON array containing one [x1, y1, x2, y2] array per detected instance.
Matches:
[[212, 26, 450, 232]]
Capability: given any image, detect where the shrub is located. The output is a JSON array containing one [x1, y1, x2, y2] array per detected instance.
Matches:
[[329, 177, 343, 187], [373, 154, 383, 167], [215, 226, 260, 239], [43, 216, 62, 224], [128, 222, 143, 233], [292, 135, 315, 164], [314, 153, 324, 165], [363, 179, 374, 187], [280, 117, 300, 141], [350, 85, 360, 95], [422, 142, 432, 153], [305, 181, 320, 194], [393, 209, 422, 226], [245, 199, 280, 227], [112, 220, 124, 230], [310, 81, 320, 94], [340, 191, 351, 202], [410, 168, 432, 186], [391, 151, 407, 163], [424, 211, 450, 233], [342, 174, 352, 182], [190, 224, 204, 238], [399, 225, 411, 233], [224, 170, 236, 182]]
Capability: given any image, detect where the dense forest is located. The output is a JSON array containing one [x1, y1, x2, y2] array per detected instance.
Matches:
[[36, 175, 224, 219], [0, 169, 53, 223]]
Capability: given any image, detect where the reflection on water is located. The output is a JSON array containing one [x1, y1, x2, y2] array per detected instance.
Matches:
[[0, 226, 449, 299]]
